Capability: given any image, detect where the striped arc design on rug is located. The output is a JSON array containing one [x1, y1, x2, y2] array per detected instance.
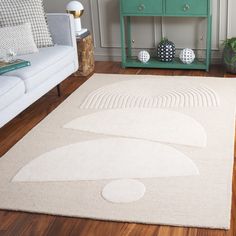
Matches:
[[80, 80, 219, 109]]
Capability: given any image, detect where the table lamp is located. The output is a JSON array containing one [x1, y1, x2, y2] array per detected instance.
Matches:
[[66, 1, 88, 36]]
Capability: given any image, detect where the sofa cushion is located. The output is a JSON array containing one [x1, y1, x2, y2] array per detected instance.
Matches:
[[0, 76, 25, 111], [0, 23, 38, 56], [6, 45, 75, 92]]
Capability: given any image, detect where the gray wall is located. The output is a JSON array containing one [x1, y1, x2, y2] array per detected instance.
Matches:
[[44, 0, 236, 63]]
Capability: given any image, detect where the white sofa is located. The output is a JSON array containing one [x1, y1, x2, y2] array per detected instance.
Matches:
[[0, 13, 79, 128]]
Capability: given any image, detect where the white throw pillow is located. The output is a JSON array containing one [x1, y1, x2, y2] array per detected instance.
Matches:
[[0, 0, 53, 48], [0, 23, 39, 56]]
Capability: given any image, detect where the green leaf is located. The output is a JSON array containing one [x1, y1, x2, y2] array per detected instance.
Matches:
[[224, 55, 231, 65], [223, 37, 236, 52], [231, 55, 236, 63], [161, 37, 168, 42], [224, 53, 236, 65]]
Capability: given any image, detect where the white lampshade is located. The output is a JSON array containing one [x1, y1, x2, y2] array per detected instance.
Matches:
[[66, 1, 84, 18]]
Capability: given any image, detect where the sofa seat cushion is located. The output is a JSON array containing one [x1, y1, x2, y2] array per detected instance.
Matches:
[[6, 45, 75, 92], [0, 76, 25, 111]]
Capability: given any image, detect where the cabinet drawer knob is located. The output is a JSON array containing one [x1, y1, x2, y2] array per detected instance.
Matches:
[[183, 4, 190, 11], [138, 4, 145, 11]]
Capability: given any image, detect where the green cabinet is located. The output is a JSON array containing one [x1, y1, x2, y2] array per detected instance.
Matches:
[[120, 0, 212, 71]]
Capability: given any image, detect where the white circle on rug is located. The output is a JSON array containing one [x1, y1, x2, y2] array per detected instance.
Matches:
[[102, 179, 146, 203]]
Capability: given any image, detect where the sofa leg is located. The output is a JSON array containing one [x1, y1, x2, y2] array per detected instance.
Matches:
[[57, 84, 61, 97]]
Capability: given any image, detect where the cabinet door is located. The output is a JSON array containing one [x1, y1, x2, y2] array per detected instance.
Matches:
[[165, 0, 208, 16], [121, 0, 163, 15]]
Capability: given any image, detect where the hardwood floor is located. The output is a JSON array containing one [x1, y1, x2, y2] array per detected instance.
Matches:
[[0, 62, 235, 236]]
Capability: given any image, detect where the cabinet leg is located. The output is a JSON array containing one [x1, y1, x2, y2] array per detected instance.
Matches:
[[206, 15, 212, 71], [120, 13, 126, 66], [127, 16, 132, 58], [209, 15, 212, 66], [121, 63, 126, 69], [57, 84, 61, 97]]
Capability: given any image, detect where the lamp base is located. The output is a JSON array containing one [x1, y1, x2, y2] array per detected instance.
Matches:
[[76, 28, 88, 36]]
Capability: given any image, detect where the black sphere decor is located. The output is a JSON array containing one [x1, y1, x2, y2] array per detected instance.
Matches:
[[157, 38, 176, 62]]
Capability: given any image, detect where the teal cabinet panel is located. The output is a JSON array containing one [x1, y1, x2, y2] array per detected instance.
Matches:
[[165, 0, 208, 16], [121, 0, 163, 15]]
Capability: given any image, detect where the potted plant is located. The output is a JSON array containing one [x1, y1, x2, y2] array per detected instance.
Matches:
[[223, 37, 236, 73]]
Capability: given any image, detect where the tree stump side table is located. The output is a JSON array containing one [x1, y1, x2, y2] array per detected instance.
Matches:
[[74, 33, 95, 77]]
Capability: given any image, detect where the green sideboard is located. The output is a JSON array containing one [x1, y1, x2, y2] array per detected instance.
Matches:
[[120, 0, 212, 71]]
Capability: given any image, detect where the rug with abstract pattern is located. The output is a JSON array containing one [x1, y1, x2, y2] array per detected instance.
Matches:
[[0, 73, 236, 229]]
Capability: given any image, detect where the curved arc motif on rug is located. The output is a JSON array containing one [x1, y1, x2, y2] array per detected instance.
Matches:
[[63, 109, 207, 148], [80, 80, 219, 109], [12, 138, 199, 183]]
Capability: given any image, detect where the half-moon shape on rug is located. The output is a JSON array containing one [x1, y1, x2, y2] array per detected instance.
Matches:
[[80, 80, 219, 109], [12, 138, 199, 182], [64, 109, 207, 148]]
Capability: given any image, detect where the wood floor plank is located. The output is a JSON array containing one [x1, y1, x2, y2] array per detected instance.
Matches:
[[0, 211, 23, 231], [187, 228, 198, 236], [196, 229, 227, 236], [156, 226, 172, 236], [170, 227, 189, 236], [1, 212, 32, 236], [70, 219, 135, 236], [125, 224, 160, 236], [45, 216, 79, 236], [20, 214, 56, 236], [0, 62, 235, 236]]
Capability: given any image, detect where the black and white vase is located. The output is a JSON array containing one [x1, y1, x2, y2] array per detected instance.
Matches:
[[157, 38, 176, 62]]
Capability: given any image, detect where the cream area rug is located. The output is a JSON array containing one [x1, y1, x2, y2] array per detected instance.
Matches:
[[0, 73, 236, 229]]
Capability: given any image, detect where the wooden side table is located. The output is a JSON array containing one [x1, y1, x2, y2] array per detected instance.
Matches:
[[74, 32, 95, 77]]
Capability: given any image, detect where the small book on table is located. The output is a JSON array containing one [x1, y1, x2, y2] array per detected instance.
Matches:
[[0, 59, 30, 75]]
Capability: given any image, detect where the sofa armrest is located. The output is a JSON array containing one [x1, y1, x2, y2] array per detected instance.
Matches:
[[46, 13, 79, 73], [46, 13, 77, 50]]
